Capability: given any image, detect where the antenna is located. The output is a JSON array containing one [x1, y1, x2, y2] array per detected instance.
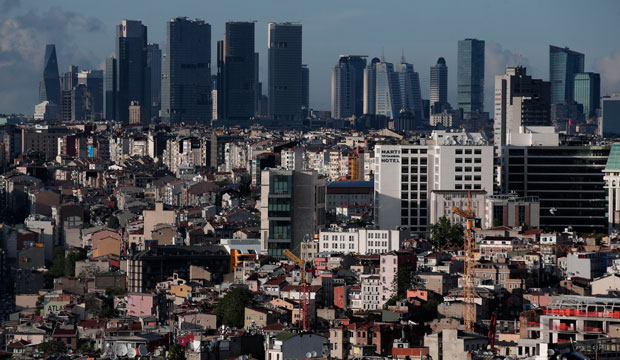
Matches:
[[401, 48, 406, 64], [381, 47, 385, 62]]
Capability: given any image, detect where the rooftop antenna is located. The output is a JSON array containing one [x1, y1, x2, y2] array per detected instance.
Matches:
[[381, 47, 385, 62], [401, 48, 406, 64]]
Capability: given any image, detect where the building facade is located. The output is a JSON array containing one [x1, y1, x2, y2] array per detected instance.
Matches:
[[457, 39, 485, 115], [331, 55, 367, 119], [430, 57, 448, 114], [268, 22, 303, 125], [161, 17, 211, 124], [549, 45, 584, 105]]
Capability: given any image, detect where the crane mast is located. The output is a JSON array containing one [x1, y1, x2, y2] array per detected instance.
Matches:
[[283, 249, 310, 330], [451, 190, 477, 331]]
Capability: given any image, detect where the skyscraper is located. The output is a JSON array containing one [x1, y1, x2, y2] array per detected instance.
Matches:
[[147, 43, 162, 122], [375, 60, 401, 119], [39, 44, 61, 106], [331, 55, 367, 119], [494, 66, 551, 154], [116, 20, 149, 123], [105, 57, 117, 120], [60, 65, 78, 122], [396, 57, 424, 121], [161, 17, 211, 124], [301, 64, 310, 110], [573, 72, 600, 119], [268, 22, 303, 125], [218, 22, 256, 122], [74, 70, 104, 121], [549, 45, 585, 105], [430, 57, 448, 113], [363, 57, 380, 115], [457, 39, 485, 114]]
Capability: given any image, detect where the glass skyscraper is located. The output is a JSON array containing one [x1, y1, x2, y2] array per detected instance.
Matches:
[[331, 55, 367, 119], [146, 43, 162, 122], [573, 72, 600, 119], [161, 18, 211, 124], [217, 22, 256, 122], [39, 44, 61, 106], [268, 22, 303, 125], [115, 20, 149, 123], [105, 57, 117, 120], [549, 45, 584, 105], [430, 57, 448, 113], [457, 39, 485, 114]]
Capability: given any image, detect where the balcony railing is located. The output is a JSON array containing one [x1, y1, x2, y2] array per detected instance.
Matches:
[[542, 309, 620, 318]]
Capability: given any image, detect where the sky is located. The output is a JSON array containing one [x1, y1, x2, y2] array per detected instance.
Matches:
[[1, 0, 620, 115]]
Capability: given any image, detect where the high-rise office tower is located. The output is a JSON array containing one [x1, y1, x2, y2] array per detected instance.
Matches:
[[494, 66, 551, 154], [457, 39, 485, 114], [105, 57, 117, 120], [331, 55, 367, 119], [396, 57, 424, 121], [73, 70, 103, 121], [161, 18, 211, 124], [218, 22, 256, 122], [375, 60, 402, 119], [301, 64, 310, 110], [39, 44, 61, 106], [430, 57, 448, 113], [573, 72, 600, 119], [268, 22, 303, 124], [60, 65, 79, 122], [116, 20, 149, 123], [363, 57, 380, 115], [147, 43, 162, 121], [549, 45, 585, 105]]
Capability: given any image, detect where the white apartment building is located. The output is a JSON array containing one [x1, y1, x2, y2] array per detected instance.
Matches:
[[374, 144, 429, 233], [360, 274, 381, 311], [429, 130, 494, 193], [374, 131, 492, 234], [318, 228, 403, 255], [281, 147, 305, 170]]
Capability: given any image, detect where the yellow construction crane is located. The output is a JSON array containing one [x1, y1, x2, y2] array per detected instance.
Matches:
[[283, 249, 310, 330], [451, 190, 477, 332]]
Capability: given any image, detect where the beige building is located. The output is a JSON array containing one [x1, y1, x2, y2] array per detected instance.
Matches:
[[591, 274, 620, 295], [424, 329, 487, 360], [143, 202, 176, 241]]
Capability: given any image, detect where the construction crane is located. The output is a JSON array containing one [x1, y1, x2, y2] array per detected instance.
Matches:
[[283, 249, 310, 330], [451, 190, 478, 332]]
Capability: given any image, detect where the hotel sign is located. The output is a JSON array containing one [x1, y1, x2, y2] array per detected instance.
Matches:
[[380, 149, 401, 164]]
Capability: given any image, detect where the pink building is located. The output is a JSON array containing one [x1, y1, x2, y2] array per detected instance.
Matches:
[[127, 293, 160, 318], [380, 252, 417, 305]]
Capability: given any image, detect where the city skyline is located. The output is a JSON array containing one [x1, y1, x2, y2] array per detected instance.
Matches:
[[0, 0, 619, 115]]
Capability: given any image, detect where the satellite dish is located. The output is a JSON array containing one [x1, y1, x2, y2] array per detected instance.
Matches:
[[154, 348, 161, 356], [128, 347, 137, 358], [312, 351, 318, 357], [306, 352, 312, 358], [110, 353, 117, 360], [116, 344, 128, 357], [138, 345, 149, 356]]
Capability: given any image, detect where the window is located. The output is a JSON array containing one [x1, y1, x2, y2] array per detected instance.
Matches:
[[456, 149, 463, 154], [456, 158, 463, 163], [455, 167, 463, 172], [464, 158, 472, 163], [402, 158, 409, 165], [474, 158, 481, 163], [465, 149, 472, 154], [474, 167, 481, 172], [474, 149, 482, 154], [455, 175, 462, 181]]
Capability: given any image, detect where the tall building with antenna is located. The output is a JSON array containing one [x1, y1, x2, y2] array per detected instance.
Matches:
[[430, 57, 448, 113]]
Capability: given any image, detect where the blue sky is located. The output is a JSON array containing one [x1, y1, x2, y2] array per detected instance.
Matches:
[[1, 0, 620, 114]]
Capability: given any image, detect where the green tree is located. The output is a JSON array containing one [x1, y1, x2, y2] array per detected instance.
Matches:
[[79, 343, 97, 354], [49, 246, 66, 277], [64, 249, 87, 277], [35, 295, 45, 315], [100, 306, 116, 318], [215, 287, 254, 328], [429, 216, 464, 249], [107, 215, 120, 229], [167, 344, 186, 360], [39, 340, 67, 356]]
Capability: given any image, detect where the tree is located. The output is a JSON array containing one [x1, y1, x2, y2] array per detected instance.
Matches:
[[167, 344, 186, 360], [215, 287, 254, 328], [64, 249, 87, 277], [100, 306, 116, 318], [428, 216, 464, 249], [107, 215, 120, 229], [35, 295, 45, 315], [39, 340, 67, 356]]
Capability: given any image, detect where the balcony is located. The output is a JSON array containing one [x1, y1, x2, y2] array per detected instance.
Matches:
[[542, 309, 620, 318], [551, 323, 576, 332]]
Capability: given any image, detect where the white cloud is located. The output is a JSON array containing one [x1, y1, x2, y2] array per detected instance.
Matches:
[[594, 51, 620, 96]]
